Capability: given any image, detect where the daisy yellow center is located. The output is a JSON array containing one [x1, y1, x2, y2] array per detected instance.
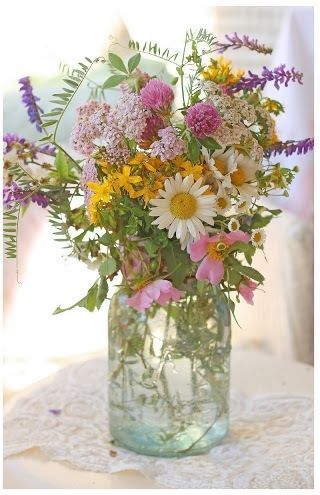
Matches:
[[207, 241, 227, 261], [253, 232, 262, 243], [217, 197, 228, 209], [231, 167, 246, 186], [230, 221, 238, 231], [170, 192, 197, 219], [214, 159, 227, 175]]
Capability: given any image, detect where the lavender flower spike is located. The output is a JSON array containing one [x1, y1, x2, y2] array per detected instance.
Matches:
[[217, 33, 273, 55], [233, 64, 303, 92], [264, 138, 314, 158], [18, 76, 44, 133]]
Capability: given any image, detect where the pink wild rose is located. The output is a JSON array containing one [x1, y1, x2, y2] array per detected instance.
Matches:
[[185, 102, 222, 139], [239, 278, 259, 305], [126, 279, 183, 312], [188, 231, 250, 285]]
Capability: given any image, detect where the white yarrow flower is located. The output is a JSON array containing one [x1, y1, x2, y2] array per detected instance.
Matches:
[[251, 228, 266, 247], [149, 173, 216, 245]]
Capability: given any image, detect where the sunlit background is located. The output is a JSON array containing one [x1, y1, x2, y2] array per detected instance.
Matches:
[[3, 4, 314, 397]]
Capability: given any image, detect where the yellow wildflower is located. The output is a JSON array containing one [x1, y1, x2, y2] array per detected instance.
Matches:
[[87, 179, 113, 205], [87, 197, 99, 224], [202, 56, 244, 85], [175, 157, 203, 180], [113, 165, 142, 197], [132, 179, 164, 205], [129, 152, 162, 173]]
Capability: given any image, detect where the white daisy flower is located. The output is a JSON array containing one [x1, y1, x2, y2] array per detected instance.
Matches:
[[149, 173, 216, 244], [214, 192, 232, 214], [228, 218, 240, 232], [251, 228, 266, 247], [229, 153, 262, 198], [202, 146, 237, 190], [236, 195, 252, 213]]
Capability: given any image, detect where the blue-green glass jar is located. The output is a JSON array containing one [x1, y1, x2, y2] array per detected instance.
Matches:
[[108, 280, 231, 457]]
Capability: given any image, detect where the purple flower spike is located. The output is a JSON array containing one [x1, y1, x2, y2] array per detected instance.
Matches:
[[3, 181, 49, 209], [217, 33, 273, 55], [233, 65, 303, 92], [264, 138, 314, 158], [18, 76, 43, 133]]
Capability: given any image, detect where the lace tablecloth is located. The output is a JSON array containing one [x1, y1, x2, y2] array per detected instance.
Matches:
[[4, 356, 313, 489]]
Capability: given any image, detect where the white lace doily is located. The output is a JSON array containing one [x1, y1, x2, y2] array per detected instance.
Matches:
[[4, 357, 313, 489]]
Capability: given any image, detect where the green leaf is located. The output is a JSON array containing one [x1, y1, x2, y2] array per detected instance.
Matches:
[[227, 241, 255, 264], [53, 280, 99, 314], [63, 78, 78, 88], [162, 242, 190, 288], [226, 268, 242, 286], [251, 214, 273, 229], [96, 277, 109, 309], [198, 137, 222, 150], [231, 261, 264, 283], [103, 74, 127, 89], [54, 150, 69, 181], [188, 135, 200, 163], [128, 53, 141, 73], [144, 239, 158, 257], [85, 282, 99, 311], [98, 256, 117, 277], [108, 52, 128, 73], [171, 76, 179, 85]]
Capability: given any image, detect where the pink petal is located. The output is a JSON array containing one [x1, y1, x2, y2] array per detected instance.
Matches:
[[247, 279, 259, 290], [196, 256, 224, 285], [226, 230, 250, 244], [188, 234, 210, 261], [126, 291, 153, 312], [239, 283, 254, 305]]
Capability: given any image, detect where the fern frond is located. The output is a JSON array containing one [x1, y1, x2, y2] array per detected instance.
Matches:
[[128, 40, 180, 65], [187, 28, 218, 50], [42, 57, 103, 142], [3, 205, 20, 259]]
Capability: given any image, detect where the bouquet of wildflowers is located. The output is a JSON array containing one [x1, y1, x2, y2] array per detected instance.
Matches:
[[3, 29, 314, 318]]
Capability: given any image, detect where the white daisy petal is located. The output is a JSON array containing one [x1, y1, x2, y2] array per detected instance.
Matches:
[[176, 219, 183, 239], [186, 219, 197, 238], [197, 214, 215, 226], [168, 218, 179, 238], [193, 185, 209, 197], [192, 216, 206, 235], [180, 221, 188, 242], [150, 198, 167, 207], [189, 177, 203, 193], [158, 213, 175, 229]]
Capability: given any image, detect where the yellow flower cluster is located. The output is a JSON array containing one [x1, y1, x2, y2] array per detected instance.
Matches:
[[202, 56, 244, 85], [86, 153, 206, 223]]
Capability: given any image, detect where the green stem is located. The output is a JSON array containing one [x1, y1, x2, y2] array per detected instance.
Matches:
[[179, 34, 188, 107]]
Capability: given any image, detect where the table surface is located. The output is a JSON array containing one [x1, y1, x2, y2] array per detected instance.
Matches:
[[4, 349, 314, 489]]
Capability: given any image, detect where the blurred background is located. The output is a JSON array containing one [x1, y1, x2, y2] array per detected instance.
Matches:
[[3, 4, 314, 398]]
